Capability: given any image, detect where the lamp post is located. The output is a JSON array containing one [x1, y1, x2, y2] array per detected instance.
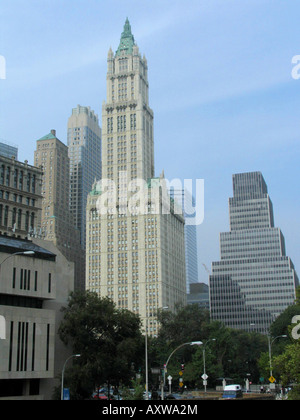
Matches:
[[0, 250, 35, 267], [0, 251, 35, 343], [268, 335, 287, 378], [162, 341, 203, 400], [61, 354, 81, 400], [203, 338, 216, 393], [145, 306, 168, 400]]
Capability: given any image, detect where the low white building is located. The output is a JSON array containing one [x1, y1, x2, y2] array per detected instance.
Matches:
[[0, 235, 74, 399]]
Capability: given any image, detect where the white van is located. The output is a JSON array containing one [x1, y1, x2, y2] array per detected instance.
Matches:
[[222, 385, 243, 399]]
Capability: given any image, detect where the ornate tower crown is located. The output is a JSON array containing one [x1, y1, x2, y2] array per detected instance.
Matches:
[[116, 18, 135, 56]]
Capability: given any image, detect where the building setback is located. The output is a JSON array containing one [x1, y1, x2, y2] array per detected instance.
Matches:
[[209, 172, 299, 333], [86, 19, 186, 335]]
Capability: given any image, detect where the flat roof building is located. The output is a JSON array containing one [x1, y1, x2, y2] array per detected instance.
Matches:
[[0, 235, 74, 399], [0, 155, 42, 240]]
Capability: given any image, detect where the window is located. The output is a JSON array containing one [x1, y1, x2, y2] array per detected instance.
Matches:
[[34, 271, 38, 291], [48, 273, 52, 293], [4, 206, 8, 226], [46, 324, 50, 371], [12, 267, 16, 288]]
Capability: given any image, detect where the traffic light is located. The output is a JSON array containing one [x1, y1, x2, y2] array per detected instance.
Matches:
[[181, 363, 185, 372]]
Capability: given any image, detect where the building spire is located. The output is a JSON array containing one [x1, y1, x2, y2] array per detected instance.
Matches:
[[116, 18, 135, 56]]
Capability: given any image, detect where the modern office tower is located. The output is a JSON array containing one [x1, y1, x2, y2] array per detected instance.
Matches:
[[86, 19, 186, 335], [67, 105, 101, 248], [0, 235, 74, 400], [0, 141, 18, 160], [187, 283, 209, 310], [0, 155, 42, 239], [170, 188, 199, 293], [34, 130, 85, 290], [209, 172, 299, 333]]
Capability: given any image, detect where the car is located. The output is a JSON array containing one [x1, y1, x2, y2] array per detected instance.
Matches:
[[222, 385, 243, 399], [92, 392, 108, 400]]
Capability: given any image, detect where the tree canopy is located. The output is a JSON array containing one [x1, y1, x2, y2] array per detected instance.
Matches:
[[58, 290, 144, 399], [57, 287, 300, 399]]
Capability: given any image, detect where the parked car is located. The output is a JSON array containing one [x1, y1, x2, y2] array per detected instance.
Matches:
[[92, 392, 108, 400]]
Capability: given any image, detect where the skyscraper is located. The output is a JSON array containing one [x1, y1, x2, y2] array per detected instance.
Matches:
[[34, 130, 84, 290], [209, 172, 299, 333], [67, 105, 101, 248], [86, 19, 186, 335], [170, 188, 199, 293], [0, 140, 18, 160]]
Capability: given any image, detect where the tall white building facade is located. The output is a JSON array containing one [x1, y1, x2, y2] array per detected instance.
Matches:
[[67, 105, 101, 248], [86, 19, 186, 335], [209, 172, 299, 333]]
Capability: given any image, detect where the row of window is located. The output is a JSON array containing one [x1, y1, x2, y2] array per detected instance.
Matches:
[[12, 268, 52, 293], [7, 321, 51, 373], [0, 205, 35, 231], [0, 165, 36, 193], [107, 114, 137, 134]]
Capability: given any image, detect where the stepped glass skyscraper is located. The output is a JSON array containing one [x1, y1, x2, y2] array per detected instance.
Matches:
[[209, 172, 299, 333], [86, 19, 186, 335]]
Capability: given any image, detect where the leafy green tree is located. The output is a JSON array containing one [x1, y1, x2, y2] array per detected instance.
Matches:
[[273, 342, 300, 399], [153, 305, 267, 389], [58, 290, 144, 399]]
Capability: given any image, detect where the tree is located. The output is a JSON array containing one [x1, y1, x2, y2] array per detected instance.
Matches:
[[273, 342, 300, 399], [153, 305, 266, 389], [58, 290, 144, 399]]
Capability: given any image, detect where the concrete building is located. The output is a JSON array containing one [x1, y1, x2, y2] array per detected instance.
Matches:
[[86, 19, 186, 335], [209, 172, 299, 333], [0, 155, 42, 239], [67, 105, 101, 249], [0, 235, 74, 399], [34, 130, 85, 291]]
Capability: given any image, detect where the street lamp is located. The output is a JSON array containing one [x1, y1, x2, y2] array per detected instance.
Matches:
[[162, 341, 203, 400], [0, 250, 35, 267], [145, 306, 168, 400], [0, 251, 35, 341], [203, 338, 216, 393], [268, 335, 287, 379], [61, 354, 81, 400]]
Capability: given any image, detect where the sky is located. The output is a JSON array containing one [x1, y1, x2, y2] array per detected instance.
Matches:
[[0, 0, 300, 282]]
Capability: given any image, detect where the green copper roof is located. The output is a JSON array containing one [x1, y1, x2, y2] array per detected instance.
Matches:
[[37, 132, 56, 141], [116, 18, 135, 56], [89, 180, 102, 196]]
